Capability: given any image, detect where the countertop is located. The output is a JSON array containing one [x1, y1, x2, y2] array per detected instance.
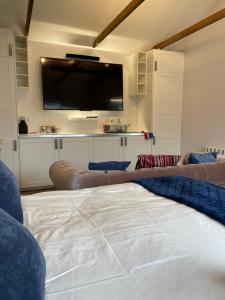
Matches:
[[18, 132, 144, 139]]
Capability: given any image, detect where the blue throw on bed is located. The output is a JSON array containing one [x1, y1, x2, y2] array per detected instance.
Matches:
[[133, 176, 225, 226]]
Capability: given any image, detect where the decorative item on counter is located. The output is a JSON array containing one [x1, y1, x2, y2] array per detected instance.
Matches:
[[18, 117, 28, 134], [52, 126, 60, 134], [142, 131, 154, 140], [40, 126, 53, 134], [103, 119, 130, 133], [40, 126, 60, 134]]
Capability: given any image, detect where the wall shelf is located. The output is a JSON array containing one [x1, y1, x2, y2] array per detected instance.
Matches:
[[68, 116, 99, 121], [129, 51, 147, 96], [15, 36, 29, 88]]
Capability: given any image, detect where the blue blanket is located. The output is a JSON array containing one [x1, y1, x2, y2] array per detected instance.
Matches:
[[133, 176, 225, 226]]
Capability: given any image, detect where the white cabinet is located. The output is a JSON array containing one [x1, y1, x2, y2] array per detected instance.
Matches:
[[19, 139, 58, 189], [123, 136, 151, 169], [19, 134, 150, 189], [0, 29, 18, 177], [93, 136, 123, 162], [0, 30, 12, 57], [59, 138, 92, 169], [19, 137, 93, 188], [136, 49, 184, 155], [93, 135, 150, 170]]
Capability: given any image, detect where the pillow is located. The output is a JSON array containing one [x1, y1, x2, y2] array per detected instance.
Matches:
[[88, 161, 131, 171], [0, 208, 46, 300], [188, 152, 217, 164], [0, 160, 23, 223], [136, 155, 181, 169]]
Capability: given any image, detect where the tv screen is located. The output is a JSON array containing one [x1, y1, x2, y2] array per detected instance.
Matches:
[[41, 57, 123, 111]]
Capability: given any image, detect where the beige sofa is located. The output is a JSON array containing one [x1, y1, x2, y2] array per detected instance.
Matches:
[[49, 160, 225, 190]]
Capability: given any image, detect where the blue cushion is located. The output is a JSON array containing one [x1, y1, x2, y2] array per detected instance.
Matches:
[[0, 160, 23, 223], [188, 152, 217, 164], [89, 161, 131, 170], [0, 208, 46, 300]]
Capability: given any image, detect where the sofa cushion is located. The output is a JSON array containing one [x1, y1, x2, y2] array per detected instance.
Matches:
[[0, 160, 23, 223], [188, 152, 217, 164], [89, 161, 130, 171], [0, 208, 46, 300], [136, 154, 181, 169]]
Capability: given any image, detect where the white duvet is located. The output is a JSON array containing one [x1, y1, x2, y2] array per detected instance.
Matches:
[[22, 183, 225, 300]]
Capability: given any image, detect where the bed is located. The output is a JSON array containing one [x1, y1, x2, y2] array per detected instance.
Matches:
[[22, 179, 225, 300]]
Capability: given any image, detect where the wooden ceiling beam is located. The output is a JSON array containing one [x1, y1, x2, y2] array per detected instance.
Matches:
[[93, 0, 145, 48], [152, 7, 225, 49], [24, 0, 34, 36]]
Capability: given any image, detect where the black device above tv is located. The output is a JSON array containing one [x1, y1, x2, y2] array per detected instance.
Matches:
[[41, 57, 123, 111]]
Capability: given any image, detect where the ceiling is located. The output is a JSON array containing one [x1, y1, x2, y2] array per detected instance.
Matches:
[[0, 0, 224, 54]]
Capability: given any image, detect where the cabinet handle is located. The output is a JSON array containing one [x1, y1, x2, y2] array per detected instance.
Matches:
[[124, 137, 127, 146], [54, 139, 58, 149], [8, 44, 12, 57], [154, 61, 158, 71], [59, 139, 63, 149], [153, 136, 156, 145], [13, 140, 17, 151], [120, 137, 123, 147]]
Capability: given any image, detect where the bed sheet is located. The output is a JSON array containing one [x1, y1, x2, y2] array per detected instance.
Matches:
[[22, 183, 225, 300]]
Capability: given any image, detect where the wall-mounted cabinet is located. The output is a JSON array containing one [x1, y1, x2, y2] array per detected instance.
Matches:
[[15, 36, 29, 88], [129, 51, 147, 96]]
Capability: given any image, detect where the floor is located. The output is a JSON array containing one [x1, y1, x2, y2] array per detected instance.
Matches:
[[21, 187, 56, 195]]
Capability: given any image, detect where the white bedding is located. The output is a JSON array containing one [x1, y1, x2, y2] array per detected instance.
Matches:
[[22, 183, 225, 300]]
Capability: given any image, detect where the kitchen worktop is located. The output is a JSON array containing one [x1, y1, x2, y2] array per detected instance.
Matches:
[[18, 132, 144, 139]]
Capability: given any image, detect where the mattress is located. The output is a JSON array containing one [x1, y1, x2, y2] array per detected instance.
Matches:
[[22, 183, 225, 300]]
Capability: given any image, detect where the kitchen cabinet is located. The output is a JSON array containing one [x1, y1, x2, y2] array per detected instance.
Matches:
[[93, 135, 150, 170], [19, 134, 150, 189], [19, 138, 58, 189], [58, 138, 92, 169]]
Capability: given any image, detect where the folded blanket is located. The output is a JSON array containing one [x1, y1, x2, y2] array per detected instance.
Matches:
[[133, 176, 225, 226]]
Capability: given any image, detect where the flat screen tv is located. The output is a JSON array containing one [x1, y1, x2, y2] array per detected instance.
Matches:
[[41, 57, 123, 111]]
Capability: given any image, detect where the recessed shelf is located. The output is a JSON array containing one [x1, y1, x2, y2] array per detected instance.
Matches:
[[15, 36, 29, 88]]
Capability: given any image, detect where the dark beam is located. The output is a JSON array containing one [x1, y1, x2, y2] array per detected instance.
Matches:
[[153, 7, 225, 49], [93, 0, 145, 48], [25, 0, 34, 36]]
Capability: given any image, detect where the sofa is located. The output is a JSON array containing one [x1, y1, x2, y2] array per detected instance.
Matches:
[[49, 160, 225, 190]]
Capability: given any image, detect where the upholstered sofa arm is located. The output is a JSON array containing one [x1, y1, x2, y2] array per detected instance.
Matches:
[[50, 160, 225, 190]]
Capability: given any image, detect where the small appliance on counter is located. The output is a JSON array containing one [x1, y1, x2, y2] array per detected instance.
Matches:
[[18, 117, 28, 134], [103, 119, 130, 133]]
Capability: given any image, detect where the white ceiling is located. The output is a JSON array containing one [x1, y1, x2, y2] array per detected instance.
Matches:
[[0, 0, 225, 53]]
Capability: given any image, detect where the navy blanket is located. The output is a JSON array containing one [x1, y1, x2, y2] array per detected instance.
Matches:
[[133, 176, 225, 226]]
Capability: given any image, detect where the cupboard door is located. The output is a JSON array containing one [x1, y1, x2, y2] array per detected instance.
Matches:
[[93, 137, 123, 162], [151, 51, 184, 155], [0, 32, 10, 57], [0, 30, 18, 176], [123, 136, 150, 170], [0, 140, 19, 178], [19, 139, 58, 188], [59, 138, 92, 169]]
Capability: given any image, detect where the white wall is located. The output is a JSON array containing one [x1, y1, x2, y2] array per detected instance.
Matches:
[[17, 41, 138, 133], [167, 18, 225, 154]]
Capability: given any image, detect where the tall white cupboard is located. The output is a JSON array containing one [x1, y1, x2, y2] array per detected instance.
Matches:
[[131, 49, 184, 155], [0, 29, 19, 178]]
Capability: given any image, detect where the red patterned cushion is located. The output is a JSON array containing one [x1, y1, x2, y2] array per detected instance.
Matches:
[[135, 155, 181, 169]]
